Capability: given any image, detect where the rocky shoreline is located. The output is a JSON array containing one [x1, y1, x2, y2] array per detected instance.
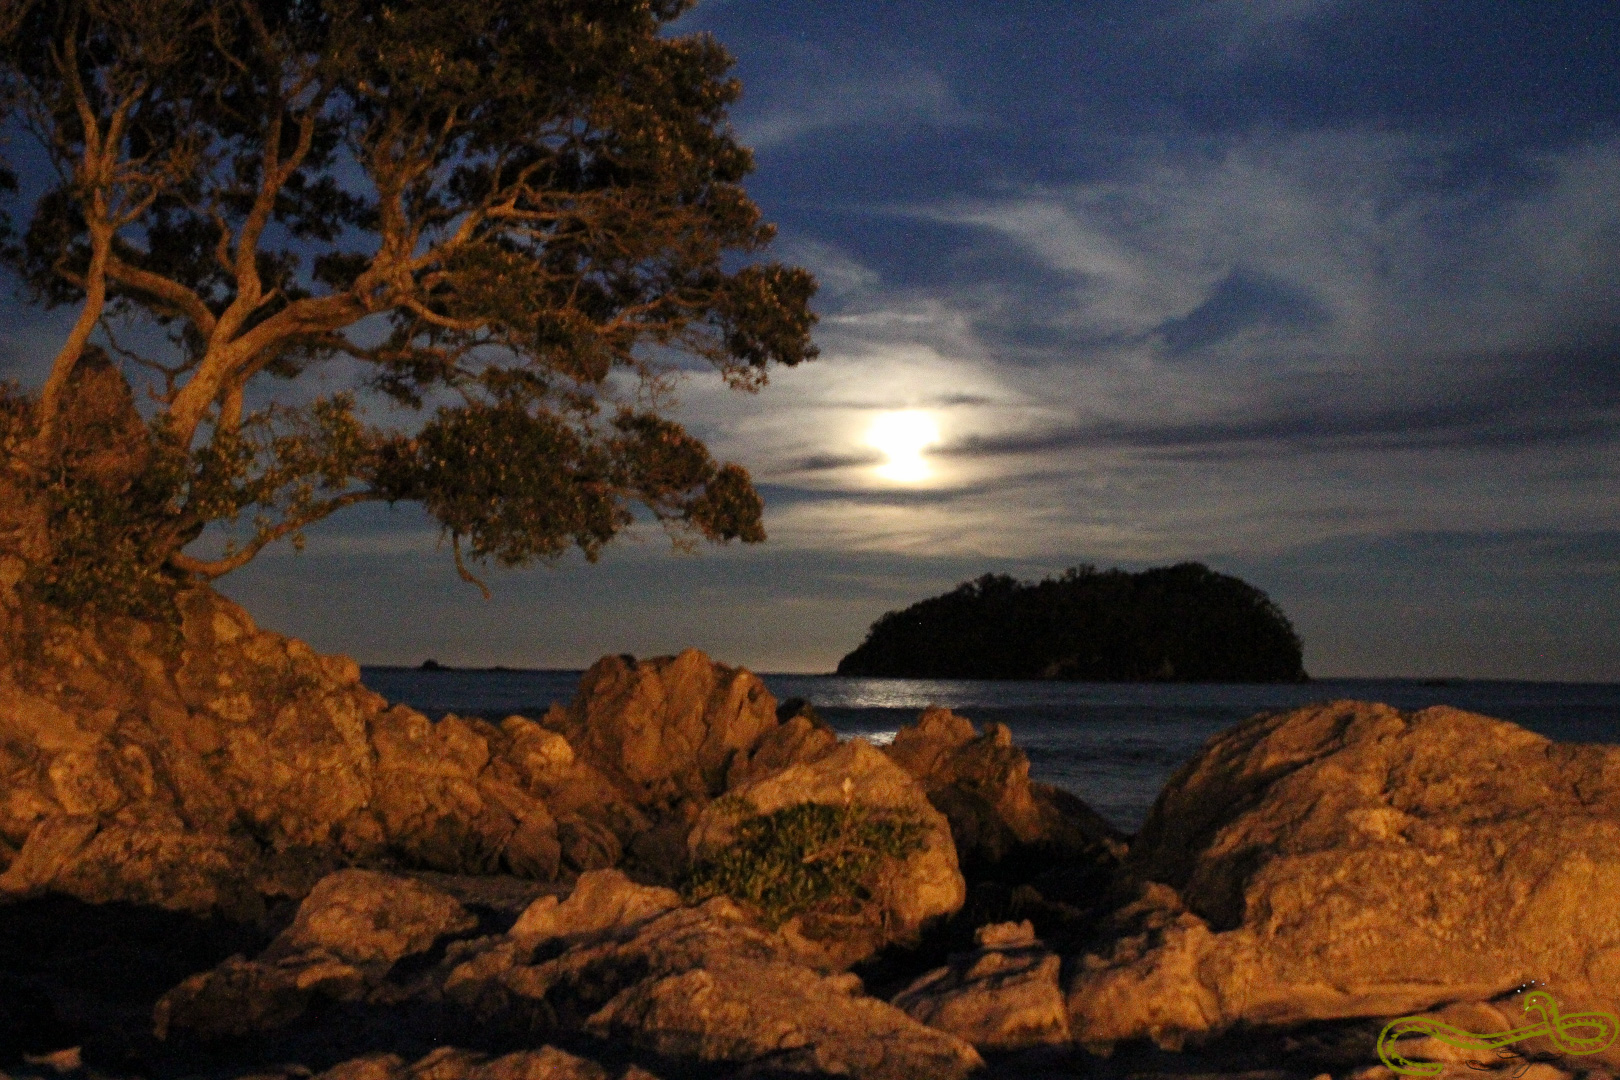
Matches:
[[2, 585, 1618, 1080]]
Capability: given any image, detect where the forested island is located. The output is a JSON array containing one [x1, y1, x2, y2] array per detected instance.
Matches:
[[836, 562, 1308, 682]]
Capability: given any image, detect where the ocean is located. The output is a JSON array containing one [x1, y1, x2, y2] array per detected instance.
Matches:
[[359, 668, 1620, 834]]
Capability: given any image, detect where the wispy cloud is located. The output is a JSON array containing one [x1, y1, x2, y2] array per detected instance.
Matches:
[[735, 57, 974, 150], [898, 128, 1620, 434], [1158, 0, 1345, 62], [775, 237, 882, 301], [662, 126, 1620, 567]]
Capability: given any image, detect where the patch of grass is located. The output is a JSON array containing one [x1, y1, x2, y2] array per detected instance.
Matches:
[[707, 791, 756, 817], [681, 800, 926, 928]]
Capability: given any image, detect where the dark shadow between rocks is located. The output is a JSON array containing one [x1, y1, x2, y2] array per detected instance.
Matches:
[[0, 896, 268, 1067], [146, 997, 847, 1080], [1065, 1016, 1390, 1080], [852, 856, 1117, 1003], [1201, 1017, 1388, 1073], [393, 870, 565, 928], [0, 875, 571, 1078]]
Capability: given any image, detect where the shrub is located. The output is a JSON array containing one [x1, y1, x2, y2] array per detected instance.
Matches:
[[681, 801, 926, 928]]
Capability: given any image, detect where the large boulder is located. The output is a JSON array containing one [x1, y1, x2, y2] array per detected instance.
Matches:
[[1068, 700, 1620, 1061], [475, 876, 983, 1080], [724, 703, 841, 789], [508, 868, 681, 948], [548, 649, 779, 805], [687, 738, 967, 967], [0, 588, 592, 913], [1, 591, 792, 912], [524, 652, 839, 884], [264, 869, 477, 969], [893, 919, 1070, 1051], [0, 806, 266, 916], [0, 584, 867, 913], [441, 868, 691, 1024], [154, 865, 983, 1080], [886, 706, 1123, 873], [584, 949, 983, 1080], [154, 869, 477, 1040], [0, 578, 849, 914]]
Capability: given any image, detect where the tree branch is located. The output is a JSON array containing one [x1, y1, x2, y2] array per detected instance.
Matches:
[[218, 381, 244, 433], [105, 255, 218, 337], [33, 219, 113, 448], [451, 533, 492, 600], [168, 489, 380, 579], [398, 295, 484, 333], [168, 290, 366, 444], [56, 7, 103, 172], [168, 82, 324, 443], [212, 109, 283, 339]]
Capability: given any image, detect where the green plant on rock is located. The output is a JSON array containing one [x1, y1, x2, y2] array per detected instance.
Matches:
[[681, 800, 926, 928]]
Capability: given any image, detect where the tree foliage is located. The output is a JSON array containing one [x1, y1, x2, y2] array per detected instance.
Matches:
[[836, 563, 1308, 683], [0, 0, 815, 611]]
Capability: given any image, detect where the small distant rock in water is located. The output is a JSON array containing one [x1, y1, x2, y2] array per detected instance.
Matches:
[[420, 658, 447, 671]]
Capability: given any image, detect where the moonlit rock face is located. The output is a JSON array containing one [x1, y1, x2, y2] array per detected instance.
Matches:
[[266, 869, 476, 968], [866, 410, 940, 483], [688, 738, 966, 966], [1068, 700, 1620, 1058]]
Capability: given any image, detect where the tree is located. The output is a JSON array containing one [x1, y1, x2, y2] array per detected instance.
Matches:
[[836, 564, 1308, 682], [0, 0, 816, 614]]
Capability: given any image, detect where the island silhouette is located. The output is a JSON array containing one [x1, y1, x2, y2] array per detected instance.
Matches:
[[837, 562, 1308, 682]]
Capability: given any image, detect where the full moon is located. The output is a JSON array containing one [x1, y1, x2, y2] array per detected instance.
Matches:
[[866, 410, 940, 483]]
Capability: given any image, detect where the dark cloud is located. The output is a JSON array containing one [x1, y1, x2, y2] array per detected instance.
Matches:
[[774, 392, 999, 412], [683, 0, 1620, 209], [782, 450, 883, 472], [1155, 269, 1332, 355], [1247, 529, 1620, 588], [755, 480, 1019, 509], [937, 335, 1620, 461]]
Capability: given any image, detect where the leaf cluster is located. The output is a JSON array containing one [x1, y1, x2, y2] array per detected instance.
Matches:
[[0, 0, 816, 598], [837, 563, 1309, 682], [681, 800, 926, 929], [1, 356, 399, 614], [1, 363, 186, 616], [381, 388, 765, 573]]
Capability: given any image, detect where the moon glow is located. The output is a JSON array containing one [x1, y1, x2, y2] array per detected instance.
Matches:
[[867, 410, 940, 483]]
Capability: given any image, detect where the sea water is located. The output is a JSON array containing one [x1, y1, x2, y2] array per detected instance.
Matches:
[[359, 669, 1620, 833]]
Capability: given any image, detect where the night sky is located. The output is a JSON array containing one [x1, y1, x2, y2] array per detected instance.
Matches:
[[5, 1, 1618, 679]]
